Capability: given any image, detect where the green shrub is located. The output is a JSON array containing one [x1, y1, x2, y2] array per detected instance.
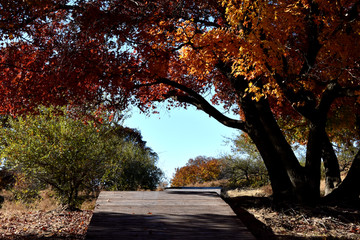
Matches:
[[1, 106, 163, 210]]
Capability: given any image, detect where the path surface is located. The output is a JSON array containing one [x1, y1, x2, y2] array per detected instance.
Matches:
[[86, 190, 256, 240]]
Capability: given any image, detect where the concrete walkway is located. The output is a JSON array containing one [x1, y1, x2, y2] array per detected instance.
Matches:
[[86, 190, 256, 239]]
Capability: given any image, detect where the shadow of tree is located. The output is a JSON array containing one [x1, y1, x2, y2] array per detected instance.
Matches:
[[225, 195, 360, 240], [86, 211, 254, 240], [225, 196, 277, 240]]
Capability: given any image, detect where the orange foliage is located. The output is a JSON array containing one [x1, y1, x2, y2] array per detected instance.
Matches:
[[0, 0, 359, 138], [1, 0, 359, 200], [171, 156, 223, 187]]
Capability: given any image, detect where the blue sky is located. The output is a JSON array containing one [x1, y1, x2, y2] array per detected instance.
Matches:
[[124, 104, 240, 182]]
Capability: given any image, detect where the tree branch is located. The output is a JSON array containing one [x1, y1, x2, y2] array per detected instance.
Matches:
[[0, 4, 79, 33], [299, 2, 322, 76], [135, 78, 246, 131]]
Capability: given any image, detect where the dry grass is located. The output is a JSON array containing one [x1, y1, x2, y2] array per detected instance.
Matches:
[[0, 189, 98, 212], [0, 189, 60, 213], [225, 180, 329, 198], [178, 178, 332, 199], [225, 178, 334, 198], [80, 199, 97, 210], [224, 185, 273, 198], [176, 179, 274, 198], [180, 179, 230, 188]]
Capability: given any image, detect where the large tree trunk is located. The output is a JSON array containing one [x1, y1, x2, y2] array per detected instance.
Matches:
[[240, 95, 315, 203], [325, 149, 360, 203], [242, 96, 330, 203], [218, 66, 322, 203], [234, 95, 292, 200], [247, 125, 294, 202], [301, 123, 324, 203], [222, 74, 296, 201], [321, 132, 341, 195]]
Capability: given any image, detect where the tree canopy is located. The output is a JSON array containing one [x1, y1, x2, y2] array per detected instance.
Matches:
[[1, 0, 359, 204]]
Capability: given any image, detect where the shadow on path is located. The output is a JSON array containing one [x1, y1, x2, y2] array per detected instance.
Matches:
[[86, 212, 253, 240]]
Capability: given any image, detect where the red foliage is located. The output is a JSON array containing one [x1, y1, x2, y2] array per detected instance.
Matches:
[[1, 0, 360, 202]]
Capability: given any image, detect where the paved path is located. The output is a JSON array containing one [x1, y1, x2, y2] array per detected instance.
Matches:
[[86, 190, 256, 239]]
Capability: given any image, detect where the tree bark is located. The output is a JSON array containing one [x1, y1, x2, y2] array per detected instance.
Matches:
[[246, 126, 294, 201], [212, 65, 299, 201], [301, 123, 323, 203], [227, 74, 317, 203], [241, 96, 332, 204], [321, 132, 341, 195], [239, 96, 301, 202], [325, 149, 360, 203]]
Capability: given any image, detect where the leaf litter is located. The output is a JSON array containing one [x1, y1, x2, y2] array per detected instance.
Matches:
[[0, 207, 92, 239], [227, 196, 360, 240]]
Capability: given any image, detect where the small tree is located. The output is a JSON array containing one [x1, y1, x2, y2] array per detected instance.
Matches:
[[223, 134, 269, 188], [223, 156, 269, 188]]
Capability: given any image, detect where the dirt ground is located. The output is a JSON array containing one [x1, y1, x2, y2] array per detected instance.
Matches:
[[0, 190, 94, 239], [0, 188, 358, 239], [225, 190, 360, 240], [0, 208, 92, 239]]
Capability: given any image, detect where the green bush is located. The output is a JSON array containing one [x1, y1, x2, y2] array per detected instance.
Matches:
[[0, 106, 163, 209]]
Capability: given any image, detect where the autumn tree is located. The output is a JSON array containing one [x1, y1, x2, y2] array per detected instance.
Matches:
[[171, 156, 223, 187], [1, 0, 359, 204]]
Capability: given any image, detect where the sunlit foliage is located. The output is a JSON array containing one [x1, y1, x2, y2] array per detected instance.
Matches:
[[0, 107, 163, 209]]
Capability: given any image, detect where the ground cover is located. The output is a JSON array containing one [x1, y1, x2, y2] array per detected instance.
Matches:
[[0, 190, 93, 239], [226, 188, 360, 240], [0, 209, 92, 239], [0, 188, 358, 239]]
